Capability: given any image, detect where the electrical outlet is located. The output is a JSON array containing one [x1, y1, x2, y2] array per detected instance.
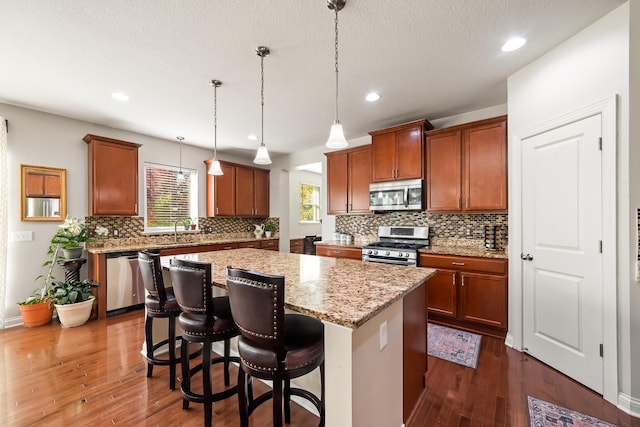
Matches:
[[10, 231, 33, 241], [379, 321, 387, 350]]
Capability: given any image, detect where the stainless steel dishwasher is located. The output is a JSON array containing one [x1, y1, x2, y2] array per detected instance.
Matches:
[[106, 251, 145, 313]]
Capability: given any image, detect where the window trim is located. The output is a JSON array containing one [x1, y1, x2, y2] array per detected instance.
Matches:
[[299, 182, 321, 224]]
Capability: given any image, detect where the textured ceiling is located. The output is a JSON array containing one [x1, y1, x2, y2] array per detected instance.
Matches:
[[0, 0, 624, 160]]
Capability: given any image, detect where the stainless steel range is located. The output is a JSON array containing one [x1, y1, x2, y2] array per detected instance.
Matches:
[[362, 226, 430, 266]]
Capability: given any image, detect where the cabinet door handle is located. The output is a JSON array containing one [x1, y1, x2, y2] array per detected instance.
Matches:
[[452, 262, 465, 266], [349, 203, 353, 211], [453, 274, 456, 286], [216, 207, 219, 214], [458, 198, 461, 209], [461, 276, 465, 287], [466, 198, 469, 209]]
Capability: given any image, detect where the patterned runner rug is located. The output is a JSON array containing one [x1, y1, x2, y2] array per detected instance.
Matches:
[[427, 323, 481, 369], [527, 396, 618, 427]]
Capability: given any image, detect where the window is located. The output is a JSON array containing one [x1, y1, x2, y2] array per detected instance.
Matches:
[[144, 162, 197, 231], [299, 183, 321, 223]]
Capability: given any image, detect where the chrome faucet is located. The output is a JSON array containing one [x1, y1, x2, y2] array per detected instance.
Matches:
[[174, 219, 186, 243]]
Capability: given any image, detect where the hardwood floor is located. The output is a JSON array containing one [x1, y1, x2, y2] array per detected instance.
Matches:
[[0, 309, 637, 426]]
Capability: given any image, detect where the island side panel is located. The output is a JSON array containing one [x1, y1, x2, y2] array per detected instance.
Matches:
[[87, 252, 107, 319], [403, 280, 427, 422], [323, 321, 354, 425], [352, 299, 404, 427]]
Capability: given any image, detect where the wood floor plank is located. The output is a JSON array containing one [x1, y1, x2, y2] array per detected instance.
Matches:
[[1, 310, 639, 426]]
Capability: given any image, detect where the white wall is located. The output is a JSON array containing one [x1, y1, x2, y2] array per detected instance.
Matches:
[[507, 2, 638, 413], [0, 103, 237, 324], [288, 170, 322, 239]]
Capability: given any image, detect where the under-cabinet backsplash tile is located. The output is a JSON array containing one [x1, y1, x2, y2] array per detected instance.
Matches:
[[336, 212, 508, 250]]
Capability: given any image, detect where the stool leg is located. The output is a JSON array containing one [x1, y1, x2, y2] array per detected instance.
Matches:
[[238, 368, 249, 427], [273, 378, 283, 427], [203, 340, 213, 427], [168, 313, 176, 390], [284, 379, 291, 423], [223, 338, 230, 386], [145, 314, 154, 377], [181, 337, 190, 410], [319, 360, 326, 427]]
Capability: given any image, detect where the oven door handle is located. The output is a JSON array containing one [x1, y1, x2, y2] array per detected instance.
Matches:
[[363, 257, 415, 266], [403, 186, 409, 208]]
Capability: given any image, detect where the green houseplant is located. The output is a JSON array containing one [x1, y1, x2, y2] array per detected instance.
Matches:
[[51, 217, 92, 259], [48, 278, 99, 328], [263, 221, 276, 238], [17, 243, 61, 327]]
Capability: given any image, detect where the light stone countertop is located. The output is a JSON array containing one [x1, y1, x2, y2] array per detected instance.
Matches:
[[163, 248, 435, 329], [419, 245, 508, 259], [86, 235, 280, 254]]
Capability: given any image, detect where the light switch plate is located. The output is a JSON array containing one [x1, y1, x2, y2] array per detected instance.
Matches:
[[379, 321, 387, 350], [10, 231, 33, 241]]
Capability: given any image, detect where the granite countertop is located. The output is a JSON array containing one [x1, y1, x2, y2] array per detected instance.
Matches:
[[86, 234, 280, 255], [163, 248, 435, 329], [314, 240, 366, 249], [419, 237, 508, 259]]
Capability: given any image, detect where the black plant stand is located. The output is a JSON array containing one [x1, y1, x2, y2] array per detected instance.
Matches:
[[56, 258, 87, 282]]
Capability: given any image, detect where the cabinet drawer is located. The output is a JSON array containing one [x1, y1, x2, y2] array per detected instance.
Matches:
[[260, 240, 279, 251], [290, 239, 304, 254], [238, 241, 260, 249], [211, 242, 239, 251], [419, 254, 506, 274], [316, 245, 362, 260]]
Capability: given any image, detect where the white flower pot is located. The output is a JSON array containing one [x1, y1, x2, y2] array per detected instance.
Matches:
[[54, 296, 95, 328]]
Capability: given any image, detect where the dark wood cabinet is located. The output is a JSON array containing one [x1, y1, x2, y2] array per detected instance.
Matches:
[[315, 245, 362, 260], [84, 134, 140, 216], [419, 253, 508, 337], [369, 119, 433, 183], [426, 116, 507, 212], [25, 172, 61, 197], [326, 145, 371, 215], [205, 160, 269, 217], [290, 238, 304, 254], [260, 239, 279, 251]]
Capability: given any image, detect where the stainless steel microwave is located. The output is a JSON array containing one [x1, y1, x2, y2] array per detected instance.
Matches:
[[369, 179, 423, 212]]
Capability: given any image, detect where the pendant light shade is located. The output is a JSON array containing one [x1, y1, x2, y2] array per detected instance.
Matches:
[[253, 46, 272, 165], [326, 0, 348, 149], [208, 79, 224, 175], [176, 136, 186, 181]]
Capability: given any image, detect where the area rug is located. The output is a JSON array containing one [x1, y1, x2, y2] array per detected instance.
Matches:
[[527, 396, 618, 427], [427, 323, 481, 369]]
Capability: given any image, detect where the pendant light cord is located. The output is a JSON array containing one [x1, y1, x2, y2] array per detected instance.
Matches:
[[260, 51, 265, 146], [334, 6, 340, 123], [213, 82, 218, 159]]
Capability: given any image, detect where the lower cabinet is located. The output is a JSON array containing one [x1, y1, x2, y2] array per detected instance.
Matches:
[[315, 245, 362, 260], [419, 253, 508, 337], [290, 238, 304, 254]]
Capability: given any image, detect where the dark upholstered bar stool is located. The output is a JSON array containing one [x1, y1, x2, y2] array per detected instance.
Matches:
[[170, 258, 239, 427], [138, 251, 202, 391], [226, 267, 325, 427]]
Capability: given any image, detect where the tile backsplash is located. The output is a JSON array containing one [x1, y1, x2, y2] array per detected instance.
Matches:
[[336, 211, 508, 249]]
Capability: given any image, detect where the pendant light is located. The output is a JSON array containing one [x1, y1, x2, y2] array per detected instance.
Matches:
[[325, 0, 348, 149], [176, 136, 186, 181], [253, 46, 272, 165], [208, 79, 224, 175]]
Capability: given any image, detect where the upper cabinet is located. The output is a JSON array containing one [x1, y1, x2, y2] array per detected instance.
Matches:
[[84, 134, 141, 216], [425, 115, 507, 212], [326, 145, 371, 215], [25, 171, 61, 197], [205, 160, 270, 217], [369, 119, 433, 183]]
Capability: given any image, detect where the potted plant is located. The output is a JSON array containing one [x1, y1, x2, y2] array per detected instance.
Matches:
[[48, 278, 99, 328], [17, 244, 62, 327], [51, 217, 92, 259], [263, 221, 276, 238], [183, 217, 192, 230]]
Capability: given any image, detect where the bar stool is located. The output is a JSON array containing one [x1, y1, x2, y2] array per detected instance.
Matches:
[[138, 251, 201, 390], [169, 258, 239, 427], [226, 267, 325, 427]]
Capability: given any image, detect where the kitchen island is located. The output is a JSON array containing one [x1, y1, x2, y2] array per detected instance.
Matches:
[[164, 248, 435, 427]]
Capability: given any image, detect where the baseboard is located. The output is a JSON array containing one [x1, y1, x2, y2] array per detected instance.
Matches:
[[504, 332, 515, 349], [618, 392, 640, 419], [2, 315, 24, 329]]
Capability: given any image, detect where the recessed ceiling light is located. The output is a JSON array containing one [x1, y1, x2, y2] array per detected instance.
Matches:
[[365, 92, 381, 102], [501, 36, 527, 52], [248, 134, 258, 141], [112, 92, 130, 101]]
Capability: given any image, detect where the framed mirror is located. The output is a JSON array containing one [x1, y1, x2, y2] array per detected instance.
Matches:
[[20, 164, 67, 222]]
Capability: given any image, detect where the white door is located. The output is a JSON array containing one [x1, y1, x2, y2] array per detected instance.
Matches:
[[521, 114, 603, 393]]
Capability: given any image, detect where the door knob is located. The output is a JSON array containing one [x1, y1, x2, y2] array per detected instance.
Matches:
[[520, 253, 534, 261]]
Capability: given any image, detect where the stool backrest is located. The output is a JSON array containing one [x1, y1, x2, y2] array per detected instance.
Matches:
[[138, 251, 168, 304], [170, 258, 216, 323], [226, 267, 285, 353]]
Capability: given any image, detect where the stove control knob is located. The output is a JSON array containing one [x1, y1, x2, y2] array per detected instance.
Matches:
[[373, 250, 378, 255], [397, 252, 403, 257], [385, 251, 390, 256], [367, 250, 373, 255], [405, 253, 411, 258]]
